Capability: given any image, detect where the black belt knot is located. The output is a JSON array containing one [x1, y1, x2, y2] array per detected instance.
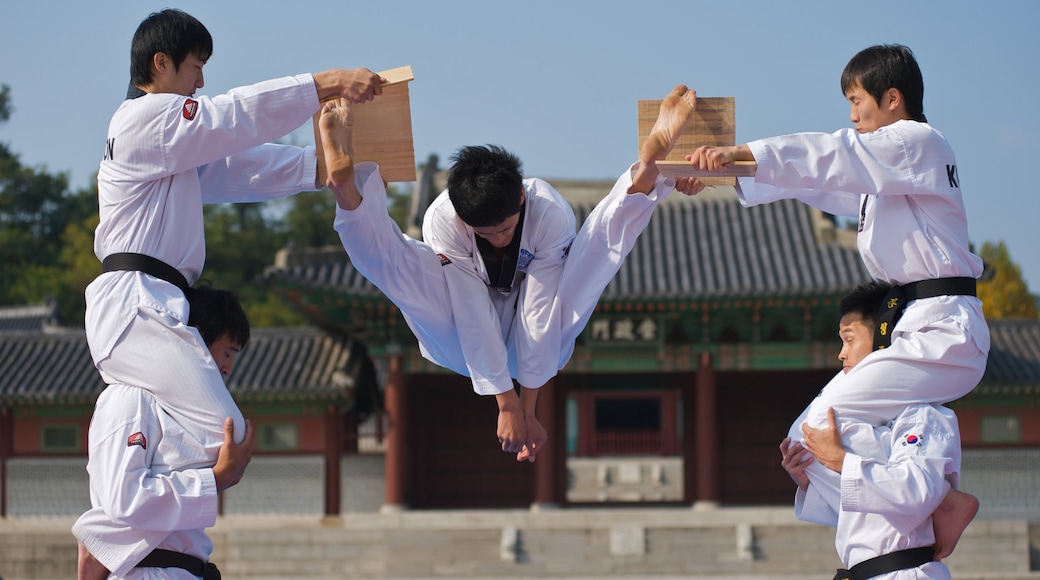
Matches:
[[102, 252, 190, 296], [873, 277, 976, 351], [833, 546, 934, 580], [137, 548, 220, 579]]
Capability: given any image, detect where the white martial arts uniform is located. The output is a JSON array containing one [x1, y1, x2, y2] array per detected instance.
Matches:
[[334, 162, 672, 395], [753, 121, 989, 511], [73, 385, 220, 579], [734, 121, 990, 430], [795, 403, 960, 579], [78, 74, 321, 574]]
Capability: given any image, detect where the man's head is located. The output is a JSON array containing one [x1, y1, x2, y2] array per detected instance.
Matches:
[[446, 145, 525, 247], [188, 285, 250, 378], [840, 44, 926, 133], [130, 9, 212, 96], [836, 280, 892, 373]]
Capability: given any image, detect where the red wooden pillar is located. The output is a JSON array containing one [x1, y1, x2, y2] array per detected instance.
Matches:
[[532, 378, 560, 509], [382, 354, 408, 511], [0, 406, 10, 518], [682, 370, 696, 504], [323, 404, 343, 516], [694, 351, 720, 506]]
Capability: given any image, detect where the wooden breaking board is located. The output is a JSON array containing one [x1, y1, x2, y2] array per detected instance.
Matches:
[[638, 95, 752, 185], [339, 65, 416, 183]]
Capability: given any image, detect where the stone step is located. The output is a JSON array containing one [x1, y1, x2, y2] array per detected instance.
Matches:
[[0, 510, 1036, 579]]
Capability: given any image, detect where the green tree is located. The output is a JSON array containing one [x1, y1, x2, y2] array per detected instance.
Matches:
[[0, 85, 96, 317], [977, 240, 1038, 319]]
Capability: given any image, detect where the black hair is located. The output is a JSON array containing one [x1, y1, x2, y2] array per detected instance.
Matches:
[[838, 280, 893, 325], [446, 145, 524, 227], [187, 283, 250, 349], [130, 9, 213, 88], [840, 44, 926, 123]]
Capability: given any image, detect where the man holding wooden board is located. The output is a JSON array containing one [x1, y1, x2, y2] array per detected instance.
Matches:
[[76, 7, 386, 578]]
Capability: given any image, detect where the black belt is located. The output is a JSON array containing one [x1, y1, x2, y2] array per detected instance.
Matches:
[[137, 548, 221, 579], [873, 277, 976, 351], [833, 546, 934, 580], [102, 252, 190, 296]]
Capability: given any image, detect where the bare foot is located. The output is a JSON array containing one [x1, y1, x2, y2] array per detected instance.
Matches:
[[630, 84, 697, 194], [931, 488, 979, 560], [318, 98, 361, 210]]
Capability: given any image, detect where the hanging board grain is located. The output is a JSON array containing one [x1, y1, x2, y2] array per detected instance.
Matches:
[[638, 95, 745, 186], [344, 65, 416, 183]]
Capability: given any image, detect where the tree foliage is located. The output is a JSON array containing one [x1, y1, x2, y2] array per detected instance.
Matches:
[[977, 240, 1039, 320]]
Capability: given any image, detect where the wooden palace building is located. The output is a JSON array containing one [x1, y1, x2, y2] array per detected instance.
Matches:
[[2, 162, 1040, 517], [260, 158, 1040, 511]]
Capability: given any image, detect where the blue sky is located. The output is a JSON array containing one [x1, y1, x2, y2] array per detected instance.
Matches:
[[2, 1, 1038, 291]]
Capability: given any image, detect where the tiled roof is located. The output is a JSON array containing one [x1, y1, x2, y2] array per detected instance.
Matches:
[[265, 187, 872, 301], [0, 327, 372, 406], [583, 195, 871, 300], [0, 315, 1037, 402], [0, 300, 60, 333], [0, 329, 102, 404], [981, 319, 1040, 387]]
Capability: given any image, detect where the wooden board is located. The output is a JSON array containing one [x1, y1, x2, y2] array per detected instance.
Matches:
[[654, 160, 757, 179], [343, 65, 416, 183], [638, 96, 743, 186]]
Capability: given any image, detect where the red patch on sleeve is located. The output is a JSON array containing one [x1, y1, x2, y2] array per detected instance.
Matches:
[[182, 99, 198, 121], [127, 432, 147, 449], [437, 253, 452, 266]]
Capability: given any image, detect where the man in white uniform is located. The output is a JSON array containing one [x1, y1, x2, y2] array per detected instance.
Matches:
[[688, 44, 987, 557], [78, 8, 383, 577], [76, 286, 254, 579], [318, 86, 703, 461], [781, 281, 963, 579]]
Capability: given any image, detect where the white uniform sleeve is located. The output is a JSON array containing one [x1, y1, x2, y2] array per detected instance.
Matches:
[[515, 197, 574, 389], [794, 484, 839, 527], [839, 405, 958, 534], [198, 143, 318, 203], [74, 386, 219, 576], [443, 265, 514, 394], [423, 197, 514, 395], [155, 74, 319, 176], [86, 391, 218, 533], [740, 122, 954, 218]]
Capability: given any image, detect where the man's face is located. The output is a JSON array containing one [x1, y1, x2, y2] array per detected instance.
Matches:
[[837, 311, 873, 373], [470, 189, 525, 249], [208, 333, 242, 379], [471, 212, 521, 248], [845, 84, 900, 133], [154, 51, 206, 97]]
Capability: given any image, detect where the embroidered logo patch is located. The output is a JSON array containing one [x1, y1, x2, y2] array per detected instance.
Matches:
[[561, 242, 572, 260], [437, 253, 451, 266], [516, 249, 534, 272], [183, 99, 199, 120], [901, 433, 923, 447], [127, 432, 147, 449]]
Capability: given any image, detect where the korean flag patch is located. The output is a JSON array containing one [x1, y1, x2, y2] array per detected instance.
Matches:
[[183, 99, 199, 121], [900, 433, 923, 448], [516, 249, 534, 273], [127, 432, 147, 449]]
